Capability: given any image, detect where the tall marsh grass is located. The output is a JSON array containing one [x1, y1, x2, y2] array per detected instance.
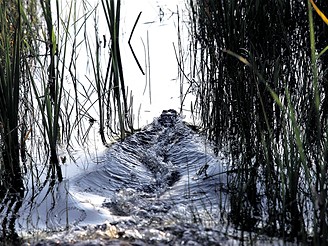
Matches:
[[0, 0, 29, 240], [86, 0, 134, 145], [100, 0, 133, 141], [0, 0, 25, 192], [188, 0, 328, 243], [0, 0, 133, 193], [0, 0, 134, 239]]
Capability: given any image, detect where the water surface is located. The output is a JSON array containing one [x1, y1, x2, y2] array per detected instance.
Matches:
[[20, 111, 229, 244]]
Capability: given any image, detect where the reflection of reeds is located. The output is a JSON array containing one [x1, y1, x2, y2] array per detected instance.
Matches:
[[189, 0, 328, 243]]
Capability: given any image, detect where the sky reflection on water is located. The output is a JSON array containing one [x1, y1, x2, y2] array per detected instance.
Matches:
[[89, 0, 194, 127]]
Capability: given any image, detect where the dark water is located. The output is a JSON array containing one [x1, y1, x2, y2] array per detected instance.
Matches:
[[4, 110, 231, 244]]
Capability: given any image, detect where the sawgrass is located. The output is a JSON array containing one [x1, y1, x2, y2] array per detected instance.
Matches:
[[0, 0, 32, 240], [100, 0, 133, 140]]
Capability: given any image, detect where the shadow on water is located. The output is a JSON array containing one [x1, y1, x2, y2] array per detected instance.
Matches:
[[0, 188, 24, 245]]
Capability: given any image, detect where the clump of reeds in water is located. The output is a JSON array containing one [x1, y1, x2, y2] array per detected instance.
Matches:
[[0, 0, 26, 192], [0, 0, 136, 239], [0, 0, 31, 241], [0, 0, 138, 240], [91, 0, 134, 144], [188, 0, 328, 243], [0, 0, 135, 197]]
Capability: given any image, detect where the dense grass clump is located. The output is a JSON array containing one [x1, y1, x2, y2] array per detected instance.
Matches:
[[0, 0, 133, 185], [188, 0, 328, 243], [0, 0, 30, 240], [0, 0, 26, 192], [0, 0, 133, 239]]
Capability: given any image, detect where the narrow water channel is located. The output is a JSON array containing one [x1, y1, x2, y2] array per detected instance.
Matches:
[[19, 110, 229, 245], [13, 0, 202, 240]]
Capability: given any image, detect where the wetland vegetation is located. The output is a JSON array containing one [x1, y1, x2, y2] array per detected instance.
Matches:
[[188, 0, 328, 243], [0, 0, 328, 244], [0, 0, 133, 243]]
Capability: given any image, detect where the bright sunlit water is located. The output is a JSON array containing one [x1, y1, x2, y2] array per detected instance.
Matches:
[[60, 0, 194, 129], [119, 0, 193, 126]]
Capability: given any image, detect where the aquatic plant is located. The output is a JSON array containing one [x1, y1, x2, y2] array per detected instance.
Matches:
[[84, 0, 134, 145], [188, 0, 328, 243], [0, 0, 25, 192], [0, 0, 136, 186], [24, 0, 77, 182], [0, 0, 32, 241], [100, 0, 133, 142], [37, 0, 65, 181]]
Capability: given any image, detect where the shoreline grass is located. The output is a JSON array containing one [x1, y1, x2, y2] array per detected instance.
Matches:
[[0, 0, 25, 192], [187, 0, 328, 243], [0, 0, 135, 239]]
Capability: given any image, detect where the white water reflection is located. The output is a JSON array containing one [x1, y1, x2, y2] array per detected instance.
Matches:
[[119, 0, 193, 126], [65, 0, 194, 128]]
